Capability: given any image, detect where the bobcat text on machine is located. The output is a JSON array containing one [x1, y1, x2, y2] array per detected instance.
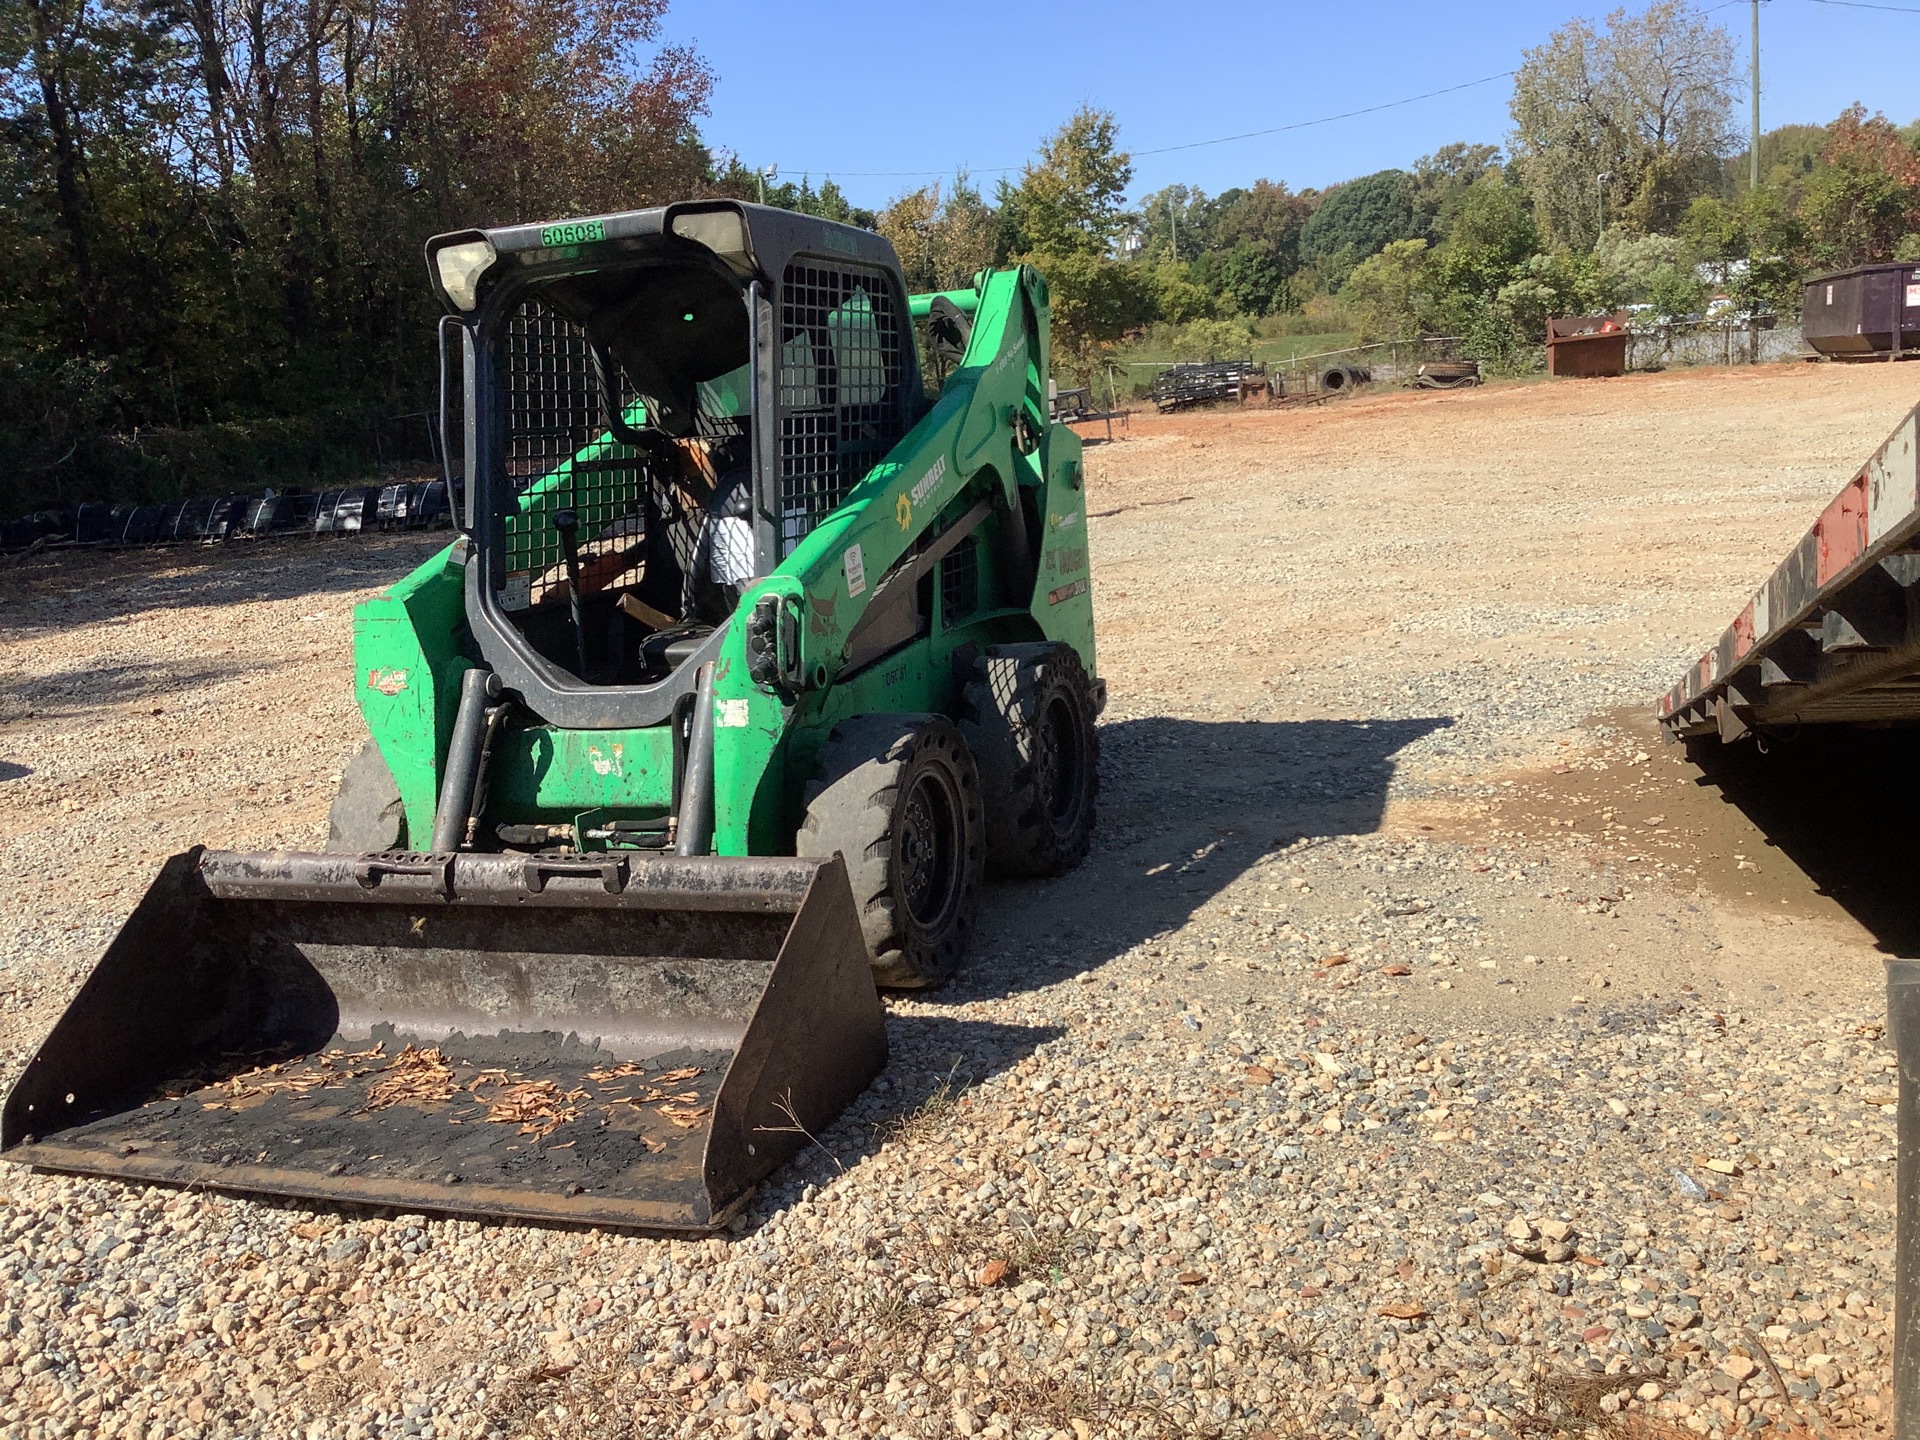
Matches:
[[2, 201, 1102, 1232]]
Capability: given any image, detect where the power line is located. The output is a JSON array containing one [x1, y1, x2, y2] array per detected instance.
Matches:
[[776, 68, 1521, 180], [1798, 0, 1920, 11], [1131, 71, 1517, 158], [780, 0, 1909, 187]]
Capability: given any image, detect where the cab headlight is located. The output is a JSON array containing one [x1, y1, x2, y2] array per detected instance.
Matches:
[[435, 240, 496, 312]]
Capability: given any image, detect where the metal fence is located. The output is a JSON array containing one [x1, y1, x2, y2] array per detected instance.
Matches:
[[1122, 337, 1468, 398], [1125, 322, 1814, 391], [1277, 336, 1474, 388], [1627, 320, 1807, 371]]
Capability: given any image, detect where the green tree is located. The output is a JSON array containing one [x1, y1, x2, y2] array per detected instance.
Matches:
[[1509, 2, 1737, 249], [0, 0, 718, 509], [1496, 251, 1608, 338], [1410, 143, 1504, 242], [1645, 263, 1709, 320], [1802, 162, 1910, 270], [1146, 261, 1215, 323], [758, 175, 876, 227], [1298, 169, 1417, 271], [1800, 104, 1920, 269], [1671, 191, 1798, 315], [932, 173, 1004, 289], [1742, 123, 1831, 204], [1032, 249, 1153, 371], [1001, 107, 1132, 259], [1133, 183, 1212, 264], [1594, 228, 1685, 301], [1002, 109, 1147, 366], [876, 174, 1009, 293], [1204, 180, 1312, 312], [1429, 175, 1542, 299], [1412, 175, 1601, 368], [1166, 316, 1254, 362], [1213, 181, 1311, 260], [877, 185, 942, 291], [1343, 240, 1431, 342], [1208, 242, 1288, 316]]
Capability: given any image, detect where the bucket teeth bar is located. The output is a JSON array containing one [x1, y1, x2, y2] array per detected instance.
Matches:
[[1, 847, 885, 1233]]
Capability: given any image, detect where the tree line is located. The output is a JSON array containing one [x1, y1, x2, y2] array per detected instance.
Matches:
[[5, 0, 1919, 512], [959, 2, 1920, 378], [1, 0, 718, 512]]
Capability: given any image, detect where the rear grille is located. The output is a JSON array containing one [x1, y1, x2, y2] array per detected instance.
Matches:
[[940, 537, 977, 625], [778, 262, 905, 553]]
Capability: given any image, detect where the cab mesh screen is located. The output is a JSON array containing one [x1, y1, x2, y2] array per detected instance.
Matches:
[[498, 300, 648, 607], [778, 263, 904, 554]]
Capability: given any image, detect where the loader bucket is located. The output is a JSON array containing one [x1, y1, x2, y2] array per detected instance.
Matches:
[[1, 849, 886, 1233]]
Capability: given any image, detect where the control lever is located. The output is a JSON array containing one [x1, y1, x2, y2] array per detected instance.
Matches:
[[552, 509, 590, 679]]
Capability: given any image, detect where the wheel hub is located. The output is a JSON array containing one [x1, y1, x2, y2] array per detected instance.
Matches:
[[1037, 695, 1082, 824], [898, 774, 958, 927]]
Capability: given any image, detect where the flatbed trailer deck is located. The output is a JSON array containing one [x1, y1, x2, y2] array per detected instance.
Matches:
[[1660, 400, 1920, 743]]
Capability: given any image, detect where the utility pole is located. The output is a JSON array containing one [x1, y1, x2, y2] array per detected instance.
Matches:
[[1596, 172, 1611, 243], [757, 164, 777, 206], [1751, 0, 1762, 192]]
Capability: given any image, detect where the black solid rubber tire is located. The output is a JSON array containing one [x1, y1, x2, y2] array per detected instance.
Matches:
[[327, 741, 407, 852], [797, 715, 985, 988], [960, 643, 1100, 878]]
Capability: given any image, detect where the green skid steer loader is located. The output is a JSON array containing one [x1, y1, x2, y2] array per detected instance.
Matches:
[[1, 202, 1101, 1232]]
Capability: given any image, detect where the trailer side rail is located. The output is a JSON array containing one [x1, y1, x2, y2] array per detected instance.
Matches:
[[1660, 402, 1920, 742]]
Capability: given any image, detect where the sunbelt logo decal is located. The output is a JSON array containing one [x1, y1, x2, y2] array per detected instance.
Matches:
[[910, 456, 947, 508]]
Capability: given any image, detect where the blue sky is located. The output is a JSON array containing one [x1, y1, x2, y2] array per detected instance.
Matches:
[[658, 0, 1920, 211]]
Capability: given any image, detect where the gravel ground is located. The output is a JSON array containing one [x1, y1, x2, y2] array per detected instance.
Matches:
[[1, 362, 1917, 1440]]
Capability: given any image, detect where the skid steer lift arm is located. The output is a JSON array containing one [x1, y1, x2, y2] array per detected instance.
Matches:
[[1, 201, 1100, 1233]]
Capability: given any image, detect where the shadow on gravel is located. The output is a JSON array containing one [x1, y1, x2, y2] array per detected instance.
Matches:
[[1686, 727, 1920, 956], [0, 657, 266, 720], [1, 534, 449, 635], [957, 714, 1454, 1001]]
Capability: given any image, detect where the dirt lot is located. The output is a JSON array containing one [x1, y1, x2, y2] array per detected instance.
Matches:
[[1, 361, 1918, 1440]]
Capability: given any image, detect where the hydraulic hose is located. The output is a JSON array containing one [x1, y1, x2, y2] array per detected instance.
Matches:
[[674, 663, 718, 857], [430, 667, 494, 854]]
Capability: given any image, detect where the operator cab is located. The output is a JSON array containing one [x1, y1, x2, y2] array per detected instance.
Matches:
[[427, 202, 921, 729]]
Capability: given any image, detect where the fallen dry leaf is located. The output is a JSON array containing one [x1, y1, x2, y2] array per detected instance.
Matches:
[[1378, 1302, 1429, 1321], [585, 1062, 650, 1082], [1382, 964, 1413, 977], [1175, 1271, 1206, 1285], [364, 1046, 460, 1112], [977, 1259, 1012, 1288], [658, 1105, 710, 1129], [1322, 953, 1350, 968], [483, 1078, 578, 1139], [1243, 1065, 1274, 1085]]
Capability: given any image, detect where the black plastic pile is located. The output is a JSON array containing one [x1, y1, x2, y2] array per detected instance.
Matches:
[[1, 478, 459, 553], [1146, 360, 1268, 413]]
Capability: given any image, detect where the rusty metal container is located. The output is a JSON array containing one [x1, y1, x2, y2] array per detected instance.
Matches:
[[1804, 263, 1920, 359], [1546, 313, 1631, 378]]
